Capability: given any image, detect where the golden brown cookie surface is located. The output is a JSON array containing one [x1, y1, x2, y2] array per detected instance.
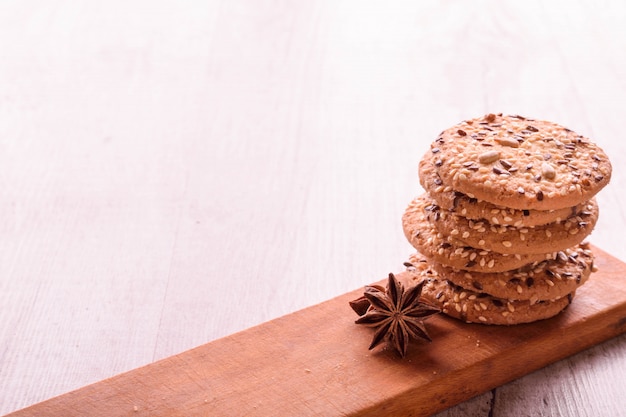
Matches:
[[409, 243, 593, 302], [404, 255, 574, 325], [402, 196, 550, 272], [419, 193, 599, 255], [419, 160, 588, 227], [418, 113, 612, 210]]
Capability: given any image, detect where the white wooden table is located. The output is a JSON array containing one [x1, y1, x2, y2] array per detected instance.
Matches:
[[2, 1, 626, 415]]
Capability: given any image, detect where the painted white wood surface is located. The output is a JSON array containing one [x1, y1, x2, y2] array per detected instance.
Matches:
[[1, 1, 625, 415]]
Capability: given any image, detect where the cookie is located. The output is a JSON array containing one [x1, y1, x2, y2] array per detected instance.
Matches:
[[420, 160, 588, 227], [402, 196, 550, 272], [401, 257, 574, 325], [422, 194, 599, 254], [408, 243, 593, 302], [418, 113, 612, 210], [422, 276, 574, 325]]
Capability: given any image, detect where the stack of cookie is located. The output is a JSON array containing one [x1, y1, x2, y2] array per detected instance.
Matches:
[[402, 113, 612, 325]]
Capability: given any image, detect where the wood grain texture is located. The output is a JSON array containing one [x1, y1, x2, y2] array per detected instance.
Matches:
[[1, 0, 626, 416], [5, 246, 626, 417]]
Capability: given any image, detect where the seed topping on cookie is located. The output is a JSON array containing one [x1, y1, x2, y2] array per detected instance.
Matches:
[[419, 114, 612, 210]]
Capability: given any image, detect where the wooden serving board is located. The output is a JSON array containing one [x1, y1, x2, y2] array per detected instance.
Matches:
[[8, 246, 626, 417]]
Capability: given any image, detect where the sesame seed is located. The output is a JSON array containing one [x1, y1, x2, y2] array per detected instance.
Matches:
[[502, 241, 512, 248], [487, 259, 495, 268], [478, 316, 488, 322]]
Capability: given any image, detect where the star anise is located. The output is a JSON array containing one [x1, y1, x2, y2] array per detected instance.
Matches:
[[350, 273, 439, 357]]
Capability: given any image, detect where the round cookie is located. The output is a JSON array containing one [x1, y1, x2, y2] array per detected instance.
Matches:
[[420, 160, 588, 227], [422, 277, 574, 325], [408, 243, 593, 302], [402, 196, 550, 272], [422, 194, 599, 254], [401, 256, 574, 325], [419, 113, 612, 210]]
